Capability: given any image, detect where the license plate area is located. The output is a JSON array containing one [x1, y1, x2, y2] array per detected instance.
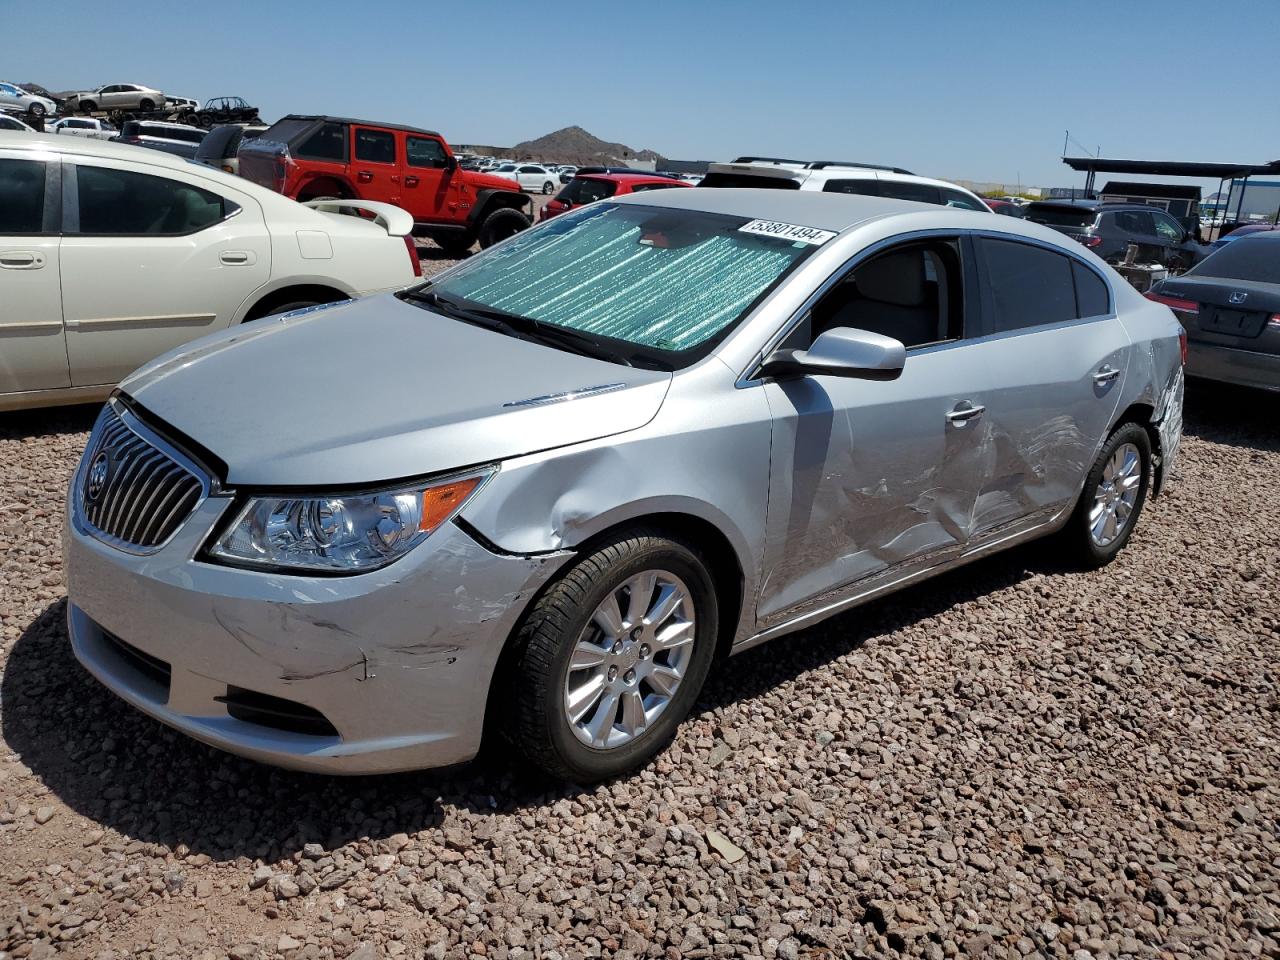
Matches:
[[1203, 307, 1267, 338]]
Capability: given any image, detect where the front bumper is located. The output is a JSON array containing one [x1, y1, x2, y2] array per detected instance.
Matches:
[[65, 487, 570, 775], [1186, 341, 1280, 393]]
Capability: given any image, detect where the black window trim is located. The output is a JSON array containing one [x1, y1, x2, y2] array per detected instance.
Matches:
[[405, 134, 448, 170], [969, 231, 1116, 341], [353, 126, 397, 165], [62, 160, 242, 238], [740, 228, 980, 385]]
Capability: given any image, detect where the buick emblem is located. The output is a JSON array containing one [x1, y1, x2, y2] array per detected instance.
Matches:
[[86, 452, 110, 502], [1229, 291, 1248, 305]]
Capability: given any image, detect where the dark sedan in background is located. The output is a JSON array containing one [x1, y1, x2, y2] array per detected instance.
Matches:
[[1027, 199, 1208, 270], [1146, 232, 1280, 392]]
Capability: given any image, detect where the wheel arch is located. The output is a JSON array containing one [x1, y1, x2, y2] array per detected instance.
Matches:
[[296, 175, 356, 201], [1110, 400, 1166, 496], [239, 282, 353, 322], [467, 188, 531, 227]]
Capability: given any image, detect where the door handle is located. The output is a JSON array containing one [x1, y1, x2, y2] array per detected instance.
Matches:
[[219, 251, 253, 265], [0, 252, 41, 269], [357, 170, 373, 182], [946, 401, 986, 425], [405, 176, 419, 187], [1093, 365, 1121, 385]]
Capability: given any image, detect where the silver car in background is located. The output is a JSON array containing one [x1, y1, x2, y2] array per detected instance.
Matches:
[[64, 190, 1184, 781]]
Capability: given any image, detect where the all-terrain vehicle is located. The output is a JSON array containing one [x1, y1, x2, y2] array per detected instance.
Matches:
[[238, 114, 533, 254], [180, 96, 260, 128]]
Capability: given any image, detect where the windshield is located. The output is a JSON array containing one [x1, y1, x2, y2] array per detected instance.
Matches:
[[412, 202, 820, 367], [557, 176, 618, 205], [1027, 205, 1097, 228], [1190, 236, 1280, 284]]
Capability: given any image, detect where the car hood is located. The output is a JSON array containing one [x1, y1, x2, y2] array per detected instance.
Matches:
[[120, 295, 672, 487], [465, 170, 524, 191]]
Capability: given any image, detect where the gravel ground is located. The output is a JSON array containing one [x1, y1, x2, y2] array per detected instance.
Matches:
[[0, 355, 1277, 959]]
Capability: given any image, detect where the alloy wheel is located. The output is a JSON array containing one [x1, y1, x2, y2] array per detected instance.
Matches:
[[563, 569, 696, 749], [1090, 442, 1142, 547]]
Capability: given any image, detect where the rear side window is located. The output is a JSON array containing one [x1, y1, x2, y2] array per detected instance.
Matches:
[[196, 125, 242, 160], [699, 171, 800, 190], [822, 179, 880, 196], [75, 166, 234, 235], [296, 122, 347, 161], [355, 129, 395, 164], [0, 159, 46, 233], [980, 238, 1077, 332], [1072, 262, 1111, 317], [559, 177, 617, 204], [406, 136, 447, 168]]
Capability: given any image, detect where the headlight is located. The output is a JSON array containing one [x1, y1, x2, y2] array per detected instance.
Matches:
[[208, 468, 493, 573]]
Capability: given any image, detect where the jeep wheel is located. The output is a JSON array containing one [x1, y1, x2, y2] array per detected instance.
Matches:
[[477, 207, 531, 248]]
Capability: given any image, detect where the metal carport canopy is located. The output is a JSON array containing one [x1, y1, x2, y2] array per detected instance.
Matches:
[[1062, 156, 1280, 179]]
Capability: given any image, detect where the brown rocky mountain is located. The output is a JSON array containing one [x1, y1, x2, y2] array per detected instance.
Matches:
[[471, 125, 664, 166]]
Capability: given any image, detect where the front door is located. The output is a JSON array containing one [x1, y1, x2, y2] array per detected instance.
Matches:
[[403, 134, 456, 223], [968, 237, 1129, 538], [60, 158, 270, 387], [0, 154, 68, 396], [757, 237, 991, 627], [351, 127, 401, 205]]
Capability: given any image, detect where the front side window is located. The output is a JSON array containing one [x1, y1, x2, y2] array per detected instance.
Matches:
[[415, 203, 819, 366], [355, 129, 395, 164], [980, 238, 1078, 332], [941, 189, 987, 211], [809, 240, 964, 349], [1113, 210, 1155, 235], [0, 159, 46, 233], [1153, 213, 1183, 241], [406, 136, 447, 168], [518, 165, 542, 174], [0, 83, 17, 95], [75, 166, 233, 235]]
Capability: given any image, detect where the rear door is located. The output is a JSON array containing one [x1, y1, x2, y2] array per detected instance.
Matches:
[[969, 236, 1129, 537], [351, 126, 401, 205], [0, 153, 68, 395], [60, 158, 270, 387]]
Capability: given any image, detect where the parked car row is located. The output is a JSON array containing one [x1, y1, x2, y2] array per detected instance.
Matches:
[[0, 131, 421, 412], [1025, 199, 1208, 271]]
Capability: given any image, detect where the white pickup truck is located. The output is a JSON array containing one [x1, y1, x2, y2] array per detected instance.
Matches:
[[47, 117, 118, 140]]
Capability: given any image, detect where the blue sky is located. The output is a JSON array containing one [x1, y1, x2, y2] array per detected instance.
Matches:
[[3, 0, 1275, 189]]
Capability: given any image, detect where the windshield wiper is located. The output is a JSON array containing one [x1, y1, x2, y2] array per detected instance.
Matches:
[[404, 289, 633, 367]]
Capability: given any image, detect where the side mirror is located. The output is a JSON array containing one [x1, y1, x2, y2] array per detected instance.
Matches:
[[761, 327, 906, 381], [444, 155, 458, 171]]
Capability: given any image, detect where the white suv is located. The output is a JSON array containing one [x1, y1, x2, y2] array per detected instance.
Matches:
[[701, 158, 991, 212]]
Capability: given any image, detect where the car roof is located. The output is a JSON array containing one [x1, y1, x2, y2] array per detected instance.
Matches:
[[275, 113, 442, 139], [578, 172, 684, 184], [614, 187, 1095, 252]]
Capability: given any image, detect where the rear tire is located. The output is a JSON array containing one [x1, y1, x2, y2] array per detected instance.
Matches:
[[541, 181, 554, 195], [477, 207, 531, 248], [1062, 422, 1151, 569], [436, 233, 476, 258], [502, 530, 719, 782], [79, 100, 96, 113]]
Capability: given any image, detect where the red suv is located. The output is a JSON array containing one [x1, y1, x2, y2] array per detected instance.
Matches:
[[540, 170, 691, 221], [239, 115, 532, 254]]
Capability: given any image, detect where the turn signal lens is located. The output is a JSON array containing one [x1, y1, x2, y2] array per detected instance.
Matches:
[[420, 476, 483, 534]]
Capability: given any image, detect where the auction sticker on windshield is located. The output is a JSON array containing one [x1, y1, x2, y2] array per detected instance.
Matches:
[[738, 220, 838, 245]]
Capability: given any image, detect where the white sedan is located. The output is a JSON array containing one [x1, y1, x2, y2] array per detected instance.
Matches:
[[0, 131, 422, 411], [47, 117, 118, 140], [491, 162, 560, 194], [0, 114, 35, 133]]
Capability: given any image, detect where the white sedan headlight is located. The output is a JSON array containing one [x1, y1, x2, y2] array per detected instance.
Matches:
[[209, 468, 493, 573]]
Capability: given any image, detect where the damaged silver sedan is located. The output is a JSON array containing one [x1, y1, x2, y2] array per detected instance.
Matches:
[[64, 189, 1185, 780]]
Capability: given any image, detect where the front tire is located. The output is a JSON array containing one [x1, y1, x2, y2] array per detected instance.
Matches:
[[1062, 422, 1151, 568], [28, 102, 45, 118], [504, 531, 719, 782], [477, 207, 531, 248], [138, 98, 155, 112]]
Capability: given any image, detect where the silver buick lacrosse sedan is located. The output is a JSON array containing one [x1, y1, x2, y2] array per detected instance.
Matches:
[[65, 189, 1184, 781]]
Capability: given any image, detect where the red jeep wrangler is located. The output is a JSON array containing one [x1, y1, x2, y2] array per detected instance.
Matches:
[[239, 114, 531, 255]]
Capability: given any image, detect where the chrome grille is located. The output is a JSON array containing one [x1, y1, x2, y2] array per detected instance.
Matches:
[[78, 405, 207, 551]]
